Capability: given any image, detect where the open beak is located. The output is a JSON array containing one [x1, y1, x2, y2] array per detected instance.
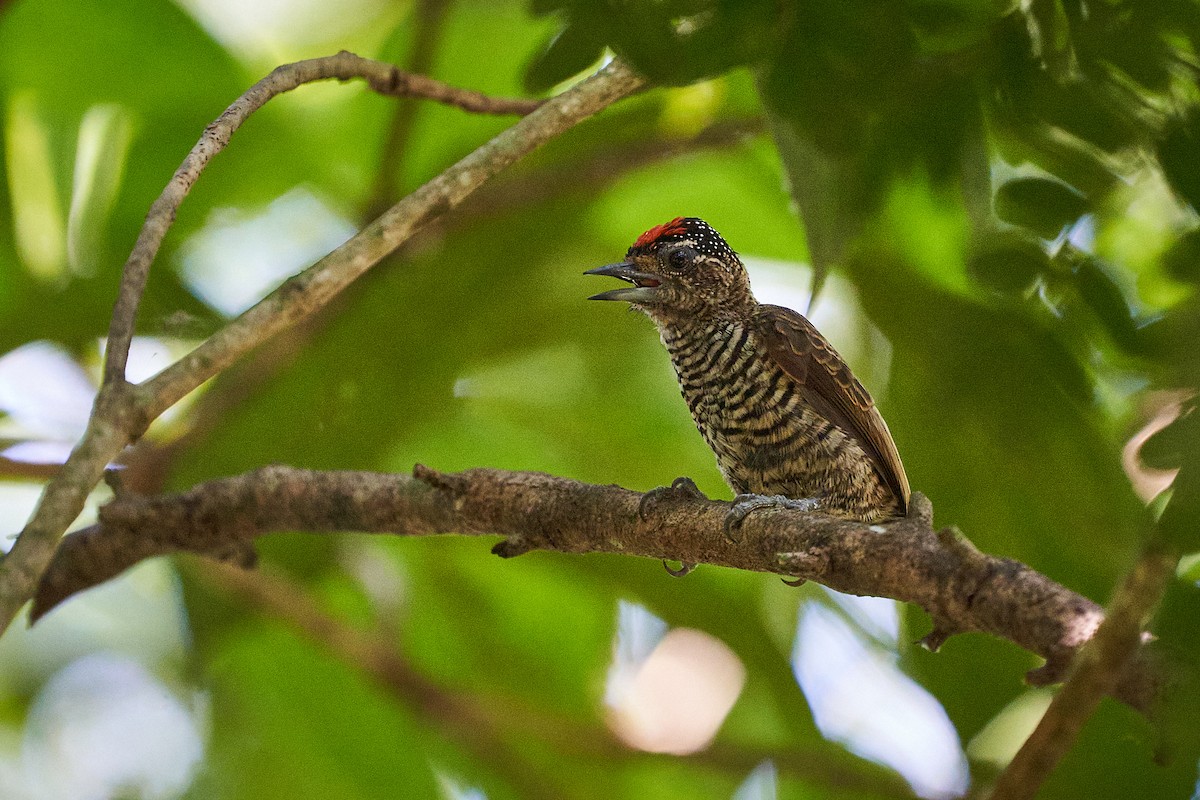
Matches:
[[585, 262, 665, 303]]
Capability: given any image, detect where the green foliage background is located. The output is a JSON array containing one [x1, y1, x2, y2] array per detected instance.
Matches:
[[0, 0, 1198, 797]]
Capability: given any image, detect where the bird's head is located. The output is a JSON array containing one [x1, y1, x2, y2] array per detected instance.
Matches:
[[586, 217, 753, 320]]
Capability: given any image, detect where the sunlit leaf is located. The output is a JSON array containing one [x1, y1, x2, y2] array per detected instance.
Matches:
[[4, 91, 66, 282], [66, 104, 134, 277]]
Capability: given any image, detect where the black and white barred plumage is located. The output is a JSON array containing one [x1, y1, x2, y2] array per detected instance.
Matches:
[[590, 217, 909, 522]]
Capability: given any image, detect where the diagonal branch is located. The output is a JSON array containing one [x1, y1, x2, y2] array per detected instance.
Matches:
[[133, 58, 639, 421], [199, 560, 911, 797], [103, 49, 540, 388], [0, 55, 644, 638], [31, 464, 1162, 714], [985, 538, 1178, 800], [198, 561, 564, 800]]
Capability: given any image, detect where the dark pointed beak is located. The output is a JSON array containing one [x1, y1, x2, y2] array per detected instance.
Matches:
[[585, 262, 664, 302]]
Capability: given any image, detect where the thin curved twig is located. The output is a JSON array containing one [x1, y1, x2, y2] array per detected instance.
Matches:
[[0, 55, 645, 637], [103, 49, 540, 387], [32, 464, 1161, 714], [134, 58, 640, 421]]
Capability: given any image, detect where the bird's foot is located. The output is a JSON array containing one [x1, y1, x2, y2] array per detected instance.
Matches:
[[638, 477, 707, 521], [724, 494, 820, 542], [640, 479, 704, 577]]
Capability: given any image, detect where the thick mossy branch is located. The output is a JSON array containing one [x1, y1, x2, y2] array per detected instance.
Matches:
[[33, 464, 1160, 712]]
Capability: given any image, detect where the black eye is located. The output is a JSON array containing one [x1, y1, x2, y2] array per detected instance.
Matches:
[[667, 246, 695, 269]]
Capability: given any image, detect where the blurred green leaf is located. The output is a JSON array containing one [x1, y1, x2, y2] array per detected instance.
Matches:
[[1158, 109, 1200, 212], [1034, 79, 1140, 156], [1138, 296, 1200, 386], [1040, 694, 1194, 798], [1162, 229, 1200, 285], [1140, 412, 1187, 473], [529, 0, 569, 16], [967, 229, 1047, 293], [524, 22, 605, 93], [66, 104, 134, 277], [1151, 578, 1200, 771], [759, 0, 916, 155], [1073, 256, 1142, 354], [761, 106, 859, 302], [199, 627, 439, 800], [543, 0, 774, 86], [1025, 0, 1074, 80], [3, 90, 66, 283], [995, 177, 1088, 240], [907, 0, 1000, 54], [1157, 403, 1200, 552], [1077, 3, 1180, 93]]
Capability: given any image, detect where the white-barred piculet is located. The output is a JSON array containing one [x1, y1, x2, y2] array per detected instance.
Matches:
[[587, 217, 910, 529]]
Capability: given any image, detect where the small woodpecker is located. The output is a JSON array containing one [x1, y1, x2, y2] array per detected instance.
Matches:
[[587, 217, 910, 527]]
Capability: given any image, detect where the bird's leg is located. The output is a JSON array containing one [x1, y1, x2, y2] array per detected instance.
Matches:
[[638, 477, 706, 578], [724, 494, 821, 541]]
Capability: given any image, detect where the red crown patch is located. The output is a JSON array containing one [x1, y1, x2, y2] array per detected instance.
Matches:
[[628, 217, 737, 261], [633, 217, 689, 249]]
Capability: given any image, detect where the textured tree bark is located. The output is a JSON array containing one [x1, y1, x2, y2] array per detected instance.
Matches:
[[32, 464, 1161, 713]]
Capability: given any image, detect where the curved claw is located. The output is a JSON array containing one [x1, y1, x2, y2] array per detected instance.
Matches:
[[723, 515, 746, 543], [639, 476, 707, 521], [662, 560, 696, 578], [725, 494, 820, 541], [723, 494, 758, 542], [669, 476, 705, 497], [781, 576, 806, 587]]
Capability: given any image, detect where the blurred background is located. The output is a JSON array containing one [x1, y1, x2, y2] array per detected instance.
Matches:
[[0, 0, 1198, 797]]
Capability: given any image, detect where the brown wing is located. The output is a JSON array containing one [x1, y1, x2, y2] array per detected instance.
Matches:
[[754, 304, 911, 512]]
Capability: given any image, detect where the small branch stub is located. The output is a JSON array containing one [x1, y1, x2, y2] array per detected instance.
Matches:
[[492, 537, 534, 559]]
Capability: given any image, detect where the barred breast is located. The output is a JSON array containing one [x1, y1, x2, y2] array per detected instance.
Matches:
[[659, 320, 898, 522]]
